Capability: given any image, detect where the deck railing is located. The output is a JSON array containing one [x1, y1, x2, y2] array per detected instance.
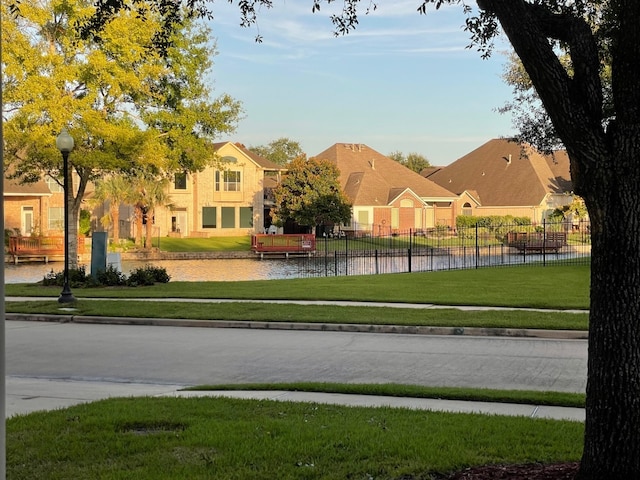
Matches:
[[8, 235, 86, 263]]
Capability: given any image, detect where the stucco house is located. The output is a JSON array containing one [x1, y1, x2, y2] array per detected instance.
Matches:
[[313, 143, 458, 234], [150, 141, 285, 238], [425, 138, 574, 224]]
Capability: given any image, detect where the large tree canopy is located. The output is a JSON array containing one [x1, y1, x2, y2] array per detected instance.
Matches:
[[58, 0, 640, 478], [249, 137, 304, 166], [271, 156, 351, 231], [388, 151, 431, 174], [2, 0, 241, 264]]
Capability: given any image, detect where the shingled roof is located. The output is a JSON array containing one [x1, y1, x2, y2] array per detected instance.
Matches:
[[426, 138, 572, 206], [3, 178, 52, 196], [313, 143, 456, 206]]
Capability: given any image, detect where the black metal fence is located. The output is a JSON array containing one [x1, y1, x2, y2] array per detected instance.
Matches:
[[289, 220, 591, 278]]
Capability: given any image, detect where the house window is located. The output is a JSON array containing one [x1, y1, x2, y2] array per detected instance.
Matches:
[[45, 175, 63, 193], [221, 207, 235, 228], [202, 207, 217, 228], [240, 207, 253, 228], [215, 171, 241, 192], [462, 202, 472, 216], [48, 207, 63, 230], [174, 172, 187, 190]]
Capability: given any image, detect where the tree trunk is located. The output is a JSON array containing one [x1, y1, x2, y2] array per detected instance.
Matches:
[[578, 146, 640, 478], [110, 202, 120, 242], [144, 208, 154, 249], [134, 205, 143, 247]]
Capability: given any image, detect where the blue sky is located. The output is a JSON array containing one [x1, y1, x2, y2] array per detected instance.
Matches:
[[204, 1, 514, 166]]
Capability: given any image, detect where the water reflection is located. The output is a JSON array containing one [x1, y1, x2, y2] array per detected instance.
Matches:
[[4, 245, 591, 284], [4, 258, 303, 284]]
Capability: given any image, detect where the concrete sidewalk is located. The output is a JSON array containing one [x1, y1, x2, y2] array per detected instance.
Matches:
[[6, 377, 585, 422]]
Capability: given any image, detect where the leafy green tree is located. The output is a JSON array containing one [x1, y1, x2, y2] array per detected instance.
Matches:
[[249, 138, 304, 166], [2, 0, 241, 266], [550, 196, 589, 223], [271, 156, 351, 231], [71, 0, 640, 476], [388, 151, 431, 173]]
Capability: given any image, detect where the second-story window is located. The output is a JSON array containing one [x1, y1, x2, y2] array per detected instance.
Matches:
[[215, 171, 241, 192], [174, 172, 187, 190]]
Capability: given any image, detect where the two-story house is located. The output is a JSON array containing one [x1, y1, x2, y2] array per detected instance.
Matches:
[[151, 141, 285, 237]]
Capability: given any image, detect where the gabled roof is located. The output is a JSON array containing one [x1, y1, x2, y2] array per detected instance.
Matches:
[[313, 143, 456, 206], [212, 141, 285, 171], [3, 178, 52, 197], [426, 138, 572, 207]]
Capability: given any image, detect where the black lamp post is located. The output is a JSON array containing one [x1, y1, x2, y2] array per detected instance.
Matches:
[[56, 128, 76, 304]]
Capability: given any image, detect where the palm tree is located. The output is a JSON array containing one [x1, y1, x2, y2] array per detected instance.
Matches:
[[92, 174, 130, 243], [127, 172, 173, 249]]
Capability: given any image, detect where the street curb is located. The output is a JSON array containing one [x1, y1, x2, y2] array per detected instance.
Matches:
[[5, 313, 588, 339]]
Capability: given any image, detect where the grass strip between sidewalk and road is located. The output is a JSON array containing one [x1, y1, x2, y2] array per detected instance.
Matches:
[[186, 382, 586, 408], [5, 299, 589, 330]]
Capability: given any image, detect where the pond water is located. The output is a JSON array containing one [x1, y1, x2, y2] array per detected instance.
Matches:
[[3, 258, 304, 284], [3, 244, 591, 284]]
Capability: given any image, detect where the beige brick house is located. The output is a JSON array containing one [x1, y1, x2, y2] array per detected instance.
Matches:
[[152, 141, 285, 237], [313, 143, 458, 234]]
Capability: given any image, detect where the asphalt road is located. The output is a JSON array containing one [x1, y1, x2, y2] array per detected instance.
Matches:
[[6, 320, 587, 393]]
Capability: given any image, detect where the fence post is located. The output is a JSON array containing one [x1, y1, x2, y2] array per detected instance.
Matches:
[[345, 234, 348, 276], [408, 229, 412, 273], [543, 219, 547, 267], [324, 235, 328, 276], [475, 223, 479, 269]]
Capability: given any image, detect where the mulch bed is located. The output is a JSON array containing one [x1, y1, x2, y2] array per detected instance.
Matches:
[[430, 462, 580, 480]]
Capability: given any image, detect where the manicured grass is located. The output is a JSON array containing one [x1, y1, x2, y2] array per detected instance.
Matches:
[[6, 264, 589, 477], [152, 235, 251, 251], [188, 382, 586, 408], [7, 396, 583, 480], [5, 299, 589, 330], [5, 264, 590, 310]]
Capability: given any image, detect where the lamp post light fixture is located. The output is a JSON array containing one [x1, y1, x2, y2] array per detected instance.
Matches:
[[56, 128, 76, 304]]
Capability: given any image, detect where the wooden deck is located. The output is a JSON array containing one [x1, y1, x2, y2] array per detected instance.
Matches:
[[251, 234, 316, 259], [7, 236, 86, 264], [506, 231, 567, 253]]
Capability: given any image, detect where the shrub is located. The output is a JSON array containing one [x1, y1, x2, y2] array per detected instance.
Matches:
[[42, 266, 92, 287], [127, 265, 171, 287], [79, 210, 91, 237], [41, 264, 170, 288], [96, 265, 127, 286]]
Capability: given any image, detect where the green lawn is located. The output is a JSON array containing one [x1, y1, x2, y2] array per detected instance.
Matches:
[[6, 263, 590, 478], [152, 235, 251, 251], [6, 264, 590, 309], [8, 396, 583, 480], [6, 300, 589, 331]]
